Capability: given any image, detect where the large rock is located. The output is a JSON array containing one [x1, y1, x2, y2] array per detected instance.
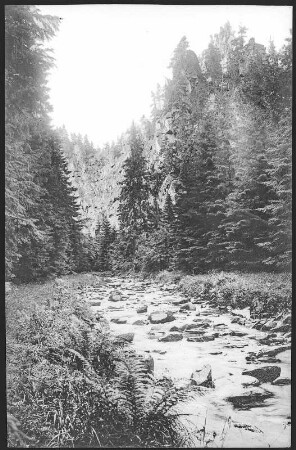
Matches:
[[180, 302, 196, 311], [231, 316, 245, 325], [133, 319, 147, 325], [226, 387, 274, 409], [136, 305, 148, 313], [148, 311, 175, 324], [187, 333, 215, 342], [115, 332, 134, 343], [257, 345, 291, 358], [190, 365, 214, 388], [271, 377, 291, 386], [242, 366, 281, 383], [109, 290, 123, 302], [111, 317, 128, 324], [158, 333, 183, 342]]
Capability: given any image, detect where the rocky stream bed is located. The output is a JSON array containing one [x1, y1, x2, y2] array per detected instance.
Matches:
[[80, 275, 291, 448]]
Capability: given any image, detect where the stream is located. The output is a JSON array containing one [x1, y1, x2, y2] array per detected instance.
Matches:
[[81, 275, 291, 448]]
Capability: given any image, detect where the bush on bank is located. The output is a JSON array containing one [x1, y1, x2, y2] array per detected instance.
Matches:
[[178, 271, 291, 317]]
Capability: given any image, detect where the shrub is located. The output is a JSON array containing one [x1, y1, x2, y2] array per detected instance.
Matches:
[[179, 272, 291, 317]]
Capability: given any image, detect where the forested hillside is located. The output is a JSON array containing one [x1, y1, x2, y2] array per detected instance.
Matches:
[[6, 7, 292, 282]]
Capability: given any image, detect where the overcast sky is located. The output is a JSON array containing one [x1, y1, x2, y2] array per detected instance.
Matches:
[[38, 5, 292, 148]]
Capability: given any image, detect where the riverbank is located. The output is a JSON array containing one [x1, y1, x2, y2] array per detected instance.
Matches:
[[6, 271, 291, 447], [6, 274, 197, 448]]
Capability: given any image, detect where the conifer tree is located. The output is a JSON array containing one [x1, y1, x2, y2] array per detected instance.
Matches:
[[117, 125, 153, 261], [96, 216, 114, 271], [5, 5, 59, 279]]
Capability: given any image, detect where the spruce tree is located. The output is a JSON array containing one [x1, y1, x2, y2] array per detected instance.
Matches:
[[117, 125, 153, 261], [96, 216, 114, 271], [5, 5, 60, 280]]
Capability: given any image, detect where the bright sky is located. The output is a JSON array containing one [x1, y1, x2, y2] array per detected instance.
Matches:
[[38, 4, 292, 148]]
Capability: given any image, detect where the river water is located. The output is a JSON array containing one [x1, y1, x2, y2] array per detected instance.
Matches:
[[82, 275, 291, 448]]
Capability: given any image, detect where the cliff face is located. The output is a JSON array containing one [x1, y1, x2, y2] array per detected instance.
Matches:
[[60, 128, 165, 236]]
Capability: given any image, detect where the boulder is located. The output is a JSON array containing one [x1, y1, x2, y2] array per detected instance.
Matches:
[[136, 305, 148, 313], [257, 356, 281, 364], [242, 366, 281, 383], [231, 317, 245, 325], [158, 332, 183, 342], [191, 321, 211, 329], [187, 333, 215, 342], [190, 365, 214, 388], [133, 319, 147, 325], [185, 329, 207, 336], [271, 377, 291, 386], [111, 317, 128, 324], [180, 302, 196, 311], [115, 332, 134, 343], [109, 290, 123, 302], [148, 311, 175, 324], [152, 349, 167, 355], [226, 388, 274, 409], [257, 345, 291, 358]]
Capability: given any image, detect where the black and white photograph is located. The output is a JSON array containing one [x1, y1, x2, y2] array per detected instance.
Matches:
[[5, 4, 292, 448]]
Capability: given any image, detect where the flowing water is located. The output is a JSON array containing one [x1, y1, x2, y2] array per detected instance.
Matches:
[[83, 275, 291, 448]]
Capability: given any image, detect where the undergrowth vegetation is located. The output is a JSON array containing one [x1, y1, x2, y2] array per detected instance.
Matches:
[[6, 275, 198, 448], [178, 271, 291, 317]]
